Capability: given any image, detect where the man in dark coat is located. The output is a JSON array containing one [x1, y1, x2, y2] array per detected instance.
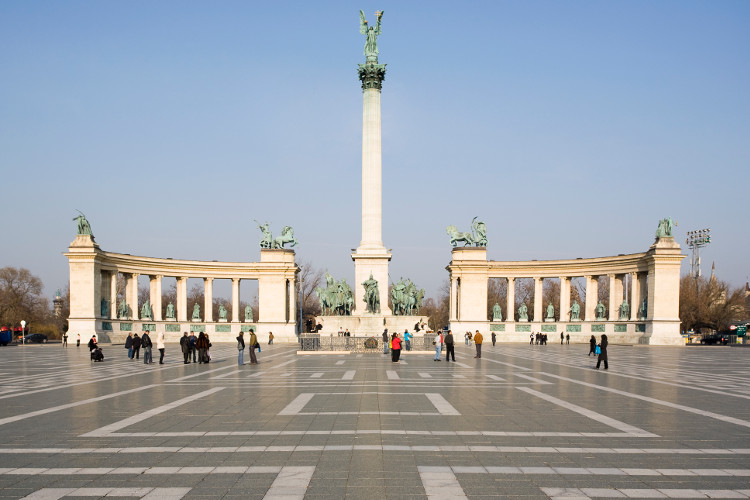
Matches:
[[444, 330, 455, 362], [180, 332, 190, 364], [132, 333, 141, 360]]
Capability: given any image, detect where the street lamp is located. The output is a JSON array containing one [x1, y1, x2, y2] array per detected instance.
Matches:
[[20, 320, 26, 345]]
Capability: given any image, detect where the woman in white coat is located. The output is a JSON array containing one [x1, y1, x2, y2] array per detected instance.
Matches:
[[157, 332, 166, 364]]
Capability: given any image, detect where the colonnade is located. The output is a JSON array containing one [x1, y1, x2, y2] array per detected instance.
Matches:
[[65, 234, 299, 342], [447, 235, 685, 345]]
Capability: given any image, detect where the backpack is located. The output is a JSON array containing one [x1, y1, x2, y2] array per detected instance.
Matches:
[[595, 345, 601, 355]]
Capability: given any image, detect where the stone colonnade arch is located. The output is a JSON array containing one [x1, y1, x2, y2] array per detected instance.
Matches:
[[447, 235, 685, 345], [65, 234, 299, 343]]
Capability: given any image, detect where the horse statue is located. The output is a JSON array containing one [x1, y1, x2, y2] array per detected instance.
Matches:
[[446, 225, 476, 247], [315, 286, 335, 316], [272, 226, 299, 249], [362, 274, 380, 314]]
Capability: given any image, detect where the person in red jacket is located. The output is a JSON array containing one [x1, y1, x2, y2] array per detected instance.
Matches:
[[391, 332, 402, 363]]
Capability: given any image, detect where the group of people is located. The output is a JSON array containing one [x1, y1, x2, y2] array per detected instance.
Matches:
[[123, 331, 166, 364], [235, 330, 262, 365]]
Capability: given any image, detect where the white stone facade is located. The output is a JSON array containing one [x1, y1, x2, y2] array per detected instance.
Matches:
[[447, 237, 686, 345], [65, 235, 299, 343]]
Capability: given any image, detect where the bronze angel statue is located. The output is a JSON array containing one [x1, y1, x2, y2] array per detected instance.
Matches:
[[360, 10, 384, 62]]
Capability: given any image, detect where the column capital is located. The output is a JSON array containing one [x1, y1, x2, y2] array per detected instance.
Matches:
[[358, 63, 387, 90]]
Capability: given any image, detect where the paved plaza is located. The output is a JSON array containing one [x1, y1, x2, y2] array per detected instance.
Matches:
[[0, 342, 748, 499]]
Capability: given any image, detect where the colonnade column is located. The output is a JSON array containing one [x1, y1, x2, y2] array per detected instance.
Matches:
[[608, 274, 618, 321], [584, 275, 597, 321], [533, 277, 544, 322], [110, 272, 118, 320], [630, 272, 640, 321], [231, 279, 240, 323], [288, 278, 296, 324], [449, 277, 458, 321], [150, 275, 162, 321], [176, 277, 187, 322], [204, 278, 213, 322], [640, 273, 650, 320], [127, 273, 140, 320], [559, 277, 570, 321], [506, 278, 515, 322]]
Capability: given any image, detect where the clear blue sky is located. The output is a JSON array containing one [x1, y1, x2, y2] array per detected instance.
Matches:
[[2, 0, 748, 301]]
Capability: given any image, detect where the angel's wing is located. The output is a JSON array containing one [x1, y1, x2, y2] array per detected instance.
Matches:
[[359, 10, 368, 34]]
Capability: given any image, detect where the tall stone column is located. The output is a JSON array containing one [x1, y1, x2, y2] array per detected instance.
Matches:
[[231, 279, 240, 323], [351, 54, 392, 315], [204, 278, 213, 322], [533, 278, 544, 322], [630, 272, 640, 321], [449, 277, 458, 321], [506, 278, 515, 322], [150, 275, 162, 321], [176, 277, 188, 322], [559, 277, 570, 322], [608, 274, 618, 321], [584, 275, 597, 321], [110, 272, 118, 320], [127, 273, 140, 320]]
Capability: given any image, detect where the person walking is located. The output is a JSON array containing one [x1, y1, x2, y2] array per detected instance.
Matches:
[[404, 329, 412, 351], [196, 332, 209, 364], [529, 332, 534, 345], [248, 330, 259, 364], [76, 333, 81, 347], [189, 332, 197, 363], [156, 331, 165, 364], [588, 335, 596, 356], [473, 330, 483, 358], [125, 332, 134, 359], [237, 331, 245, 365], [445, 330, 455, 362], [132, 333, 141, 360], [391, 332, 402, 363], [595, 334, 608, 370], [433, 330, 443, 361], [268, 332, 274, 345], [142, 331, 153, 364], [62, 333, 68, 347], [491, 331, 496, 346], [566, 334, 570, 345], [180, 332, 190, 364], [382, 328, 389, 355], [560, 332, 564, 345]]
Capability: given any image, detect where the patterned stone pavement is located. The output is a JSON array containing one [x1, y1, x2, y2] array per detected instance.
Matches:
[[0, 341, 748, 499]]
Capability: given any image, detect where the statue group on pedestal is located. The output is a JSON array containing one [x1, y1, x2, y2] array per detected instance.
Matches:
[[255, 220, 298, 249], [390, 278, 425, 316], [315, 272, 354, 316], [446, 217, 487, 247], [362, 273, 380, 314], [73, 210, 93, 236], [655, 217, 674, 239]]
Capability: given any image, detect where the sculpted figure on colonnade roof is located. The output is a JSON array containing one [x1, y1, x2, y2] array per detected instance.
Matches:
[[255, 220, 273, 248], [655, 217, 674, 238], [569, 300, 581, 321], [73, 210, 93, 236]]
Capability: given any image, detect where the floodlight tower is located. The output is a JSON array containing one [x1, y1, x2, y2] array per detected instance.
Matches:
[[685, 229, 711, 278]]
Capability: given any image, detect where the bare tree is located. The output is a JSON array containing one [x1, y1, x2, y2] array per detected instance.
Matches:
[[421, 280, 449, 331], [297, 260, 324, 331], [0, 267, 56, 336], [680, 276, 747, 333]]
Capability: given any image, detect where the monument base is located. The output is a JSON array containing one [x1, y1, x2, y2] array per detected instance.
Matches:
[[314, 315, 429, 336], [544, 318, 555, 322]]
